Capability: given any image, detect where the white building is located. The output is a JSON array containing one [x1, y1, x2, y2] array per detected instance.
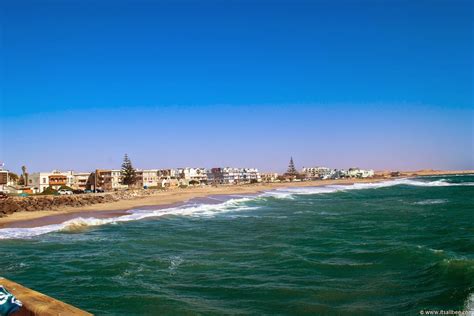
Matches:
[[360, 169, 375, 178], [260, 172, 279, 183], [28, 172, 52, 193], [301, 167, 332, 179], [139, 169, 161, 188], [177, 168, 208, 184], [72, 172, 91, 190], [155, 169, 180, 188], [347, 168, 374, 178], [28, 170, 75, 193], [207, 167, 261, 185], [0, 169, 8, 192]]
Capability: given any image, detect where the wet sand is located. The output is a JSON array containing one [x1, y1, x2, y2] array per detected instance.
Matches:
[[1, 170, 471, 229], [0, 178, 383, 229]]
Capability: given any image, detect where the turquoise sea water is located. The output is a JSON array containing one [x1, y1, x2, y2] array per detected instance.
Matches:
[[0, 175, 473, 315]]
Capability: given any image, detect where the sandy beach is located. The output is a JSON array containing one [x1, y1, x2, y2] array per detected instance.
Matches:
[[1, 170, 472, 229]]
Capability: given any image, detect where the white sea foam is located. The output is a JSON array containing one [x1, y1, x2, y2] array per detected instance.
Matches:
[[399, 179, 474, 187], [169, 256, 183, 274], [465, 292, 474, 316], [413, 199, 448, 205], [0, 197, 258, 240], [261, 178, 474, 200], [0, 177, 471, 240]]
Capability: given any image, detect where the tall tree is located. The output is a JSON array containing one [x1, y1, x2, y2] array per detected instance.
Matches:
[[121, 154, 136, 187], [21, 165, 28, 186], [286, 157, 298, 176]]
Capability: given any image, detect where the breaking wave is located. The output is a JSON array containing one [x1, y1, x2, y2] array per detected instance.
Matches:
[[0, 177, 472, 240], [466, 292, 474, 316], [0, 198, 258, 240], [262, 178, 474, 199], [413, 199, 448, 205]]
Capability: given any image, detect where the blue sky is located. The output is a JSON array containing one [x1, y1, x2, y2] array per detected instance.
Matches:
[[1, 0, 472, 173]]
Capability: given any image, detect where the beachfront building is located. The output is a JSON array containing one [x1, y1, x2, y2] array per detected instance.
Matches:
[[0, 169, 8, 192], [207, 168, 261, 185], [136, 169, 161, 188], [300, 167, 374, 180], [177, 168, 208, 185], [347, 168, 375, 178], [72, 172, 92, 190], [95, 169, 128, 191], [27, 170, 75, 193], [260, 172, 279, 183], [157, 169, 178, 178], [160, 177, 180, 188], [361, 169, 375, 178], [48, 172, 68, 190], [155, 169, 180, 188], [301, 167, 332, 180], [28, 172, 51, 193]]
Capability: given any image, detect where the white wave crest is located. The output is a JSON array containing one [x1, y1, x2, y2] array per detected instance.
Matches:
[[413, 199, 448, 205], [401, 179, 474, 187], [466, 292, 474, 316], [261, 178, 473, 200], [0, 177, 471, 240], [0, 197, 258, 240]]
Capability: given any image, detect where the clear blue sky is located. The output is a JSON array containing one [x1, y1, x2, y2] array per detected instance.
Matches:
[[1, 0, 472, 173]]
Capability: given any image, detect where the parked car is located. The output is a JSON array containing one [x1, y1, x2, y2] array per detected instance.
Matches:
[[72, 189, 84, 194], [84, 189, 93, 194], [95, 189, 104, 193], [58, 189, 73, 195]]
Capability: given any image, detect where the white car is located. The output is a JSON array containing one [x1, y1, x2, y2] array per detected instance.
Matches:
[[58, 189, 73, 195]]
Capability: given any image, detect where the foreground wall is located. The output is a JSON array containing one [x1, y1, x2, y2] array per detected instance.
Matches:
[[0, 277, 92, 315], [0, 190, 161, 218]]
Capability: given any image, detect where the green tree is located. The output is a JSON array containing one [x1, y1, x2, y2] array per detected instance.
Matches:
[[18, 174, 25, 185], [8, 172, 19, 184], [286, 157, 297, 175], [41, 186, 58, 195], [21, 165, 28, 186], [121, 154, 137, 187]]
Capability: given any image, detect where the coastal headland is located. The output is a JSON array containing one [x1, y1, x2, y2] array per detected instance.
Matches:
[[0, 169, 471, 229]]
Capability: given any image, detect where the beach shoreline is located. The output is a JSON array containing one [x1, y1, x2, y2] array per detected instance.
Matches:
[[0, 170, 472, 229]]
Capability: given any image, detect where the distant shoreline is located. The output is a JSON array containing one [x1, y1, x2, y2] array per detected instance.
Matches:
[[0, 170, 472, 229]]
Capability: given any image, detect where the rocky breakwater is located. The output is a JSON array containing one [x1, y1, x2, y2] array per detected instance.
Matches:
[[0, 190, 162, 217]]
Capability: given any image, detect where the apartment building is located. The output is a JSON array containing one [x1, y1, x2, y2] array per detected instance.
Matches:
[[0, 169, 8, 192], [28, 170, 74, 193], [155, 169, 180, 188], [301, 167, 332, 179], [137, 169, 160, 188], [72, 172, 92, 190], [177, 167, 208, 184], [95, 169, 128, 191], [260, 172, 279, 183], [347, 168, 375, 178], [207, 167, 261, 185]]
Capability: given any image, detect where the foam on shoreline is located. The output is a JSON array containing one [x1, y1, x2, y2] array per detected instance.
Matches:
[[0, 177, 472, 240]]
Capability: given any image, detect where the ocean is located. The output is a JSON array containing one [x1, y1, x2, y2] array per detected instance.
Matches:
[[0, 175, 473, 315]]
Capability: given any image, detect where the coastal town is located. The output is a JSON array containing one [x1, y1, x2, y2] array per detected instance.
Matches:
[[0, 157, 376, 195]]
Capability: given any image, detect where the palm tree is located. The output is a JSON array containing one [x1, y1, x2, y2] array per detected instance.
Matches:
[[21, 165, 28, 186]]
